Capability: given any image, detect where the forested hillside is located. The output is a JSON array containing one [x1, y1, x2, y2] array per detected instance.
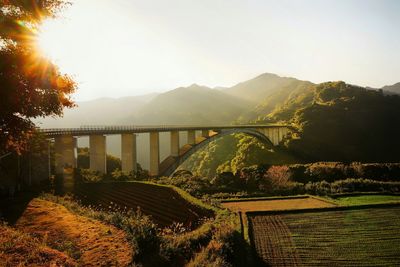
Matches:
[[36, 73, 400, 174], [286, 82, 400, 162], [182, 81, 400, 176]]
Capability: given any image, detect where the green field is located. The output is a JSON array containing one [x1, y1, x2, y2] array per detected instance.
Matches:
[[249, 206, 400, 266], [334, 194, 400, 206]]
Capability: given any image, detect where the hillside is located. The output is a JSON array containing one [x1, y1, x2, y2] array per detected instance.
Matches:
[[181, 81, 400, 176], [238, 81, 315, 123], [132, 84, 252, 125], [35, 73, 400, 174], [36, 93, 158, 128], [381, 82, 400, 95], [286, 82, 400, 162]]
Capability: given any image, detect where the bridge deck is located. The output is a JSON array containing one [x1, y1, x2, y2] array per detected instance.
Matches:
[[39, 124, 291, 137]]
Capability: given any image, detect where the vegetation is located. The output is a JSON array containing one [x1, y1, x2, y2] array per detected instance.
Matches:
[[75, 147, 149, 181], [0, 222, 76, 266], [283, 82, 400, 162], [0, 0, 76, 154], [179, 133, 297, 178], [0, 132, 51, 198], [158, 162, 400, 198], [40, 193, 243, 266], [333, 194, 400, 205], [74, 182, 214, 228], [181, 81, 400, 176], [249, 207, 400, 266]]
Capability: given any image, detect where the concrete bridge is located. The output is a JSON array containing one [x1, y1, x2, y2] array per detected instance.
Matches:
[[40, 124, 292, 180]]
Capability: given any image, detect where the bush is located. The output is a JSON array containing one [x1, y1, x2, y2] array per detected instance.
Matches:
[[76, 169, 103, 183], [111, 168, 130, 181]]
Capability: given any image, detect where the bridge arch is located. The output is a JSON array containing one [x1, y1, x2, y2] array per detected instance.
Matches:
[[159, 128, 280, 177], [43, 124, 291, 191]]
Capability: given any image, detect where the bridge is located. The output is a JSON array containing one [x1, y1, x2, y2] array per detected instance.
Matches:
[[40, 124, 292, 184]]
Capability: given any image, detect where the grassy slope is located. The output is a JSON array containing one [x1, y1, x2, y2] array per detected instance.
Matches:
[[0, 224, 76, 267], [334, 194, 400, 205], [16, 198, 133, 266]]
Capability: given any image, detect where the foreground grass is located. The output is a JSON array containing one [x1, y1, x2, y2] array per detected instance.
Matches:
[[40, 193, 243, 266], [0, 223, 76, 266], [334, 194, 400, 206]]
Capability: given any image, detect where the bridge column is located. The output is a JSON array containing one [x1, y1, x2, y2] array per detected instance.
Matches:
[[89, 135, 106, 173], [187, 130, 196, 145], [54, 135, 76, 192], [273, 128, 279, 146], [55, 135, 76, 174], [170, 130, 180, 157], [121, 133, 137, 174], [201, 130, 210, 138], [150, 132, 160, 176]]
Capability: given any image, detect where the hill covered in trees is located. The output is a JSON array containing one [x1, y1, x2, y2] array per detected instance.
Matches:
[[36, 73, 400, 174], [182, 81, 400, 176]]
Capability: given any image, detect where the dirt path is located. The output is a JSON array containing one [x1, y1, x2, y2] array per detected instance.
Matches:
[[16, 198, 133, 266]]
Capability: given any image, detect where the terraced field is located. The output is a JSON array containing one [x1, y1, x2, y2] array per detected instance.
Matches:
[[74, 182, 214, 229], [248, 206, 400, 266]]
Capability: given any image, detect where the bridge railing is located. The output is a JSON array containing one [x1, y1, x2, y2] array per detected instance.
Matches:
[[38, 124, 294, 137]]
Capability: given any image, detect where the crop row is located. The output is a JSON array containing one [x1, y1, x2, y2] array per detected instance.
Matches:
[[74, 182, 213, 228], [249, 206, 400, 266]]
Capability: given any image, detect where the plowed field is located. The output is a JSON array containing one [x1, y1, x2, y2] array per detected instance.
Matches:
[[248, 206, 400, 266], [74, 182, 214, 229], [222, 196, 335, 212]]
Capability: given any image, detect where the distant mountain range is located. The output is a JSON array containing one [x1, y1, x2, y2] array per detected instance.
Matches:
[[35, 73, 400, 169], [381, 82, 400, 95], [36, 73, 399, 128]]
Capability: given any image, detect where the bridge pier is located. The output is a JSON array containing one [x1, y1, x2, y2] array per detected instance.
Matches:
[[55, 135, 76, 173], [89, 135, 107, 173], [121, 133, 137, 174], [54, 135, 76, 191], [150, 132, 160, 176], [187, 130, 196, 145], [170, 130, 180, 157], [201, 130, 209, 138]]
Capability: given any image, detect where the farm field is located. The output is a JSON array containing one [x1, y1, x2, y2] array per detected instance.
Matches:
[[74, 182, 214, 229], [221, 196, 335, 212], [249, 206, 400, 267], [334, 194, 400, 206]]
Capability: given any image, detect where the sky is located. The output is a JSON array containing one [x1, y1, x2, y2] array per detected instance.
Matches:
[[37, 0, 400, 101]]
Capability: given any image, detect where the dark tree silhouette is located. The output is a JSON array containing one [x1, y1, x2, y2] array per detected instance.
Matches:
[[0, 0, 76, 154]]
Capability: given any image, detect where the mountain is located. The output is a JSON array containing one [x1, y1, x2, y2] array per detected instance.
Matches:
[[237, 80, 315, 123], [132, 84, 252, 125], [181, 81, 400, 176], [36, 73, 400, 173], [35, 93, 158, 128], [224, 73, 312, 104], [275, 82, 400, 162], [381, 82, 400, 95]]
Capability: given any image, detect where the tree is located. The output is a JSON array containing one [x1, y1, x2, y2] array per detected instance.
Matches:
[[0, 0, 76, 154]]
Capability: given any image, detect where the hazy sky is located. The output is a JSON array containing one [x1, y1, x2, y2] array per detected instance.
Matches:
[[38, 0, 400, 101]]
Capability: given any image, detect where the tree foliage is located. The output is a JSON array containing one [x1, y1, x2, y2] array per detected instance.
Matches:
[[0, 0, 75, 154]]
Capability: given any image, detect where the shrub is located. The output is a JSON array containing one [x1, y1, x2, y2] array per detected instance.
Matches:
[[76, 169, 103, 183], [111, 168, 130, 181]]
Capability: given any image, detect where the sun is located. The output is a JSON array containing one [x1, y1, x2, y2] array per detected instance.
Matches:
[[37, 20, 62, 61]]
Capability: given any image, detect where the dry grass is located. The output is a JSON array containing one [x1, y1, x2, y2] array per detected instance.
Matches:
[[15, 198, 133, 266], [0, 223, 76, 267]]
